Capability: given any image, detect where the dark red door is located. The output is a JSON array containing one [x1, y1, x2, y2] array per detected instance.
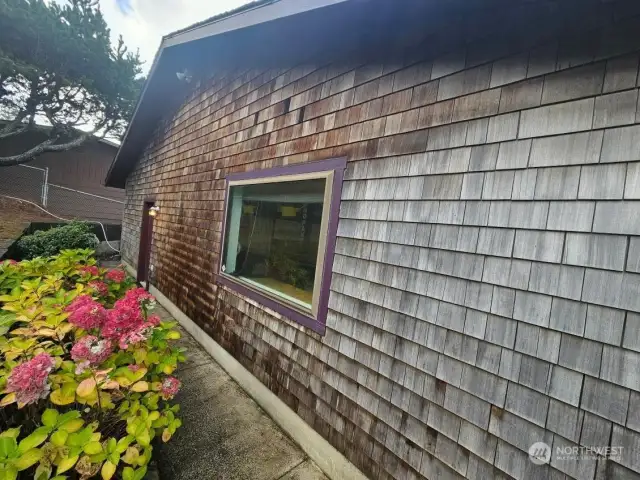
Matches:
[[137, 201, 155, 285]]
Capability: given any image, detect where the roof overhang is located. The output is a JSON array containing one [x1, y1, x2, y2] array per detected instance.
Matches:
[[105, 0, 496, 188], [105, 0, 358, 188], [163, 0, 352, 48]]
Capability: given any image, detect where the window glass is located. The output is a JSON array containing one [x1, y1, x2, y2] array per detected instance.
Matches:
[[222, 178, 326, 310]]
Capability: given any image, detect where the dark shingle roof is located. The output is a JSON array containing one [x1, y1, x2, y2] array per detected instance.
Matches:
[[165, 0, 279, 39]]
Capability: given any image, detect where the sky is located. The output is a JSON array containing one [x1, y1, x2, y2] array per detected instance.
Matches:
[[99, 0, 251, 72]]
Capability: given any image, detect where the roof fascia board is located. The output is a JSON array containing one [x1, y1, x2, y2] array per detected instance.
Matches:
[[163, 0, 352, 48], [106, 42, 163, 183]]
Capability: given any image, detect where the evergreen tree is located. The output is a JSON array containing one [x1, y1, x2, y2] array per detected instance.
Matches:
[[0, 0, 144, 166]]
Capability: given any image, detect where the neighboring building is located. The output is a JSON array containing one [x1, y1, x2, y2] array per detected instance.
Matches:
[[106, 0, 640, 478], [0, 131, 124, 223]]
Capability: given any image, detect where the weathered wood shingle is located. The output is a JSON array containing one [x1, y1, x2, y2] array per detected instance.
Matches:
[[120, 2, 640, 478]]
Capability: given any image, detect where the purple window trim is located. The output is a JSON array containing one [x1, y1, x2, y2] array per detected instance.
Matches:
[[216, 157, 347, 335], [216, 275, 326, 333], [225, 157, 347, 182]]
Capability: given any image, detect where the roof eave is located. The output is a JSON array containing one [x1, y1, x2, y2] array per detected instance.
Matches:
[[105, 0, 354, 188], [105, 35, 167, 188], [163, 0, 351, 48]]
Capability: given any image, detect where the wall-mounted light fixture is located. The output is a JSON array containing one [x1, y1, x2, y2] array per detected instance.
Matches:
[[176, 69, 192, 83], [148, 206, 160, 217]]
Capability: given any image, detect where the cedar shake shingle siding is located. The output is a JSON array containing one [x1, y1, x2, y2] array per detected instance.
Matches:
[[121, 1, 640, 478]]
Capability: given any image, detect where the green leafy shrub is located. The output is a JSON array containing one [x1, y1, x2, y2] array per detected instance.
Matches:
[[15, 223, 99, 260], [0, 250, 185, 479]]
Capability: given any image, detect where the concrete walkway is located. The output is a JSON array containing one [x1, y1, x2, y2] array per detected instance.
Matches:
[[154, 304, 329, 480]]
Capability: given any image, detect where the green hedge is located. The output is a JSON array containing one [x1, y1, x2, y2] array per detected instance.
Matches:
[[15, 222, 99, 260]]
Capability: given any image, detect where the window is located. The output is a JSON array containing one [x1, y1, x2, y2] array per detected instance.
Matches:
[[218, 158, 346, 334]]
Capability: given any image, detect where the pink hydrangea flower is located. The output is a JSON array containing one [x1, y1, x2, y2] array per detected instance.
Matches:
[[66, 294, 98, 314], [79, 265, 100, 277], [105, 269, 126, 283], [89, 281, 108, 297], [118, 322, 155, 350], [66, 295, 106, 330], [101, 288, 158, 349], [115, 288, 155, 310], [7, 353, 54, 405], [160, 376, 181, 399], [70, 336, 113, 373], [101, 303, 143, 340]]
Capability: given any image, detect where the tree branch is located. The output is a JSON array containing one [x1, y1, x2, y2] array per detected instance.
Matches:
[[0, 0, 143, 167], [0, 125, 103, 167], [0, 123, 27, 139], [0, 138, 56, 166], [0, 111, 28, 139]]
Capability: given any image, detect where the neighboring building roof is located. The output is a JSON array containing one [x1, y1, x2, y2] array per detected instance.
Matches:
[[98, 137, 120, 149], [105, 0, 354, 188], [0, 121, 119, 150]]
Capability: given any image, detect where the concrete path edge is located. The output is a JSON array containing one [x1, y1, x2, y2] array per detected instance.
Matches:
[[122, 262, 369, 480]]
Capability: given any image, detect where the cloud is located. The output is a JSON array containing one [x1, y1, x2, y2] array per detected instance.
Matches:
[[115, 0, 133, 15], [99, 0, 250, 72]]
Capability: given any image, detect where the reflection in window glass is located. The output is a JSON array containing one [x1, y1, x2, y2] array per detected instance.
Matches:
[[222, 178, 326, 309]]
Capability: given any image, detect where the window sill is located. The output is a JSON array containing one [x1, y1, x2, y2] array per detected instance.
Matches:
[[217, 273, 326, 335], [235, 276, 313, 311]]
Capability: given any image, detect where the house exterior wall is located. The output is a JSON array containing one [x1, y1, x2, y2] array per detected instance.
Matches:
[[121, 1, 640, 478], [0, 137, 124, 223]]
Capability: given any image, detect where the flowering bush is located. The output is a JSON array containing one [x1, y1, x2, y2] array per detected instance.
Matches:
[[6, 354, 55, 405], [0, 250, 185, 479], [104, 270, 126, 284]]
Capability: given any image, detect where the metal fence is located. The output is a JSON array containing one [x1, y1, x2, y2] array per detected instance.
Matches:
[[0, 164, 49, 206], [0, 164, 124, 223]]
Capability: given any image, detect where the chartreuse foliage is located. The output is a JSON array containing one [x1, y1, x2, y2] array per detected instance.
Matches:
[[0, 250, 185, 479]]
